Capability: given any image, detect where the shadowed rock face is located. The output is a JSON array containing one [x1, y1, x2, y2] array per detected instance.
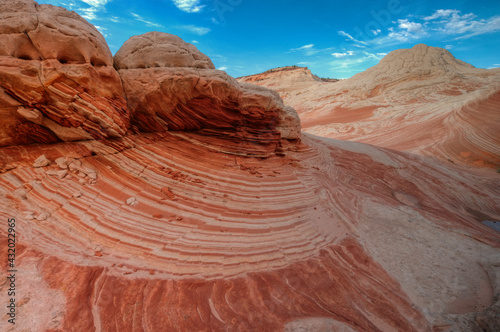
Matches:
[[0, 0, 129, 147], [238, 44, 500, 169], [115, 31, 300, 157], [1, 2, 500, 332]]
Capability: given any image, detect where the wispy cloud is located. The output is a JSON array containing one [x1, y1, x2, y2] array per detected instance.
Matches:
[[94, 25, 108, 37], [69, 0, 111, 21], [172, 0, 204, 13], [289, 44, 334, 56], [80, 0, 110, 6], [289, 44, 319, 56], [341, 9, 500, 51], [338, 31, 368, 47], [180, 25, 211, 35], [131, 12, 164, 28], [217, 66, 228, 71], [296, 44, 314, 50], [332, 51, 355, 58], [423, 9, 500, 40]]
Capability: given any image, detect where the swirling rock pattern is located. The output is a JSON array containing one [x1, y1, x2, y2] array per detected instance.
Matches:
[[238, 44, 500, 169], [0, 2, 499, 331], [1, 132, 500, 331]]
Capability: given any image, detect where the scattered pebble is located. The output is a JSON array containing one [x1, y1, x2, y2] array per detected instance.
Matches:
[[57, 170, 68, 179], [126, 197, 137, 206], [73, 192, 82, 198], [68, 160, 82, 171], [37, 213, 48, 221], [33, 155, 50, 168], [55, 157, 71, 169]]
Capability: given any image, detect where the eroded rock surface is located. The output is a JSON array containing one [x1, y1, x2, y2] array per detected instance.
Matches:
[[0, 0, 129, 147], [116, 31, 300, 157], [0, 2, 499, 332]]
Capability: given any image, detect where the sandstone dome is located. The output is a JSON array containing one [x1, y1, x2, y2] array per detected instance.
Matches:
[[114, 31, 301, 156], [113, 31, 215, 70]]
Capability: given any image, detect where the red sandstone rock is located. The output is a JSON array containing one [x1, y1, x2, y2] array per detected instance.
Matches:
[[115, 32, 300, 156], [1, 132, 499, 331], [0, 0, 129, 147], [0, 2, 499, 332]]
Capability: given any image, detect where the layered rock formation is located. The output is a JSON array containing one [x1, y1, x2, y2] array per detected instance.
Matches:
[[1, 2, 500, 332], [238, 45, 500, 169], [114, 32, 299, 157], [0, 0, 129, 146]]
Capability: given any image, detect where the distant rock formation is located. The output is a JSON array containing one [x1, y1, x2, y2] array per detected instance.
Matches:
[[239, 44, 500, 169]]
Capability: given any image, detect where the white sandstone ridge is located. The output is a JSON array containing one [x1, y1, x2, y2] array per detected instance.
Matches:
[[238, 66, 337, 93], [237, 44, 500, 169]]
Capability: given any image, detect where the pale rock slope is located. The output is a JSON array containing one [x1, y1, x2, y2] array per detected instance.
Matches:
[[238, 45, 500, 169], [0, 2, 500, 332]]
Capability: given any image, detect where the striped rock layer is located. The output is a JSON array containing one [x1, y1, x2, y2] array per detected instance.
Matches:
[[1, 132, 500, 331], [0, 2, 499, 331], [237, 44, 500, 169]]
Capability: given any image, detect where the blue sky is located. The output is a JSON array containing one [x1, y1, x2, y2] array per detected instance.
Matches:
[[37, 0, 500, 79]]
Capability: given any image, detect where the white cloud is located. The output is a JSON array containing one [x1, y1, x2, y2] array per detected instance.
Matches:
[[79, 7, 98, 20], [217, 66, 228, 71], [180, 25, 211, 35], [332, 51, 355, 58], [191, 40, 199, 44], [211, 17, 219, 24], [80, 0, 110, 6], [445, 45, 453, 49], [423, 9, 459, 21], [377, 52, 388, 56], [131, 13, 164, 28], [424, 9, 500, 39], [290, 44, 320, 56], [371, 29, 382, 36], [94, 25, 108, 36], [398, 19, 423, 34], [62, 0, 111, 21], [387, 19, 426, 42], [172, 0, 204, 13], [338, 30, 368, 47]]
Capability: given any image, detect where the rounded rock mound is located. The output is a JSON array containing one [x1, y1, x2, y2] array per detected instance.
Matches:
[[0, 0, 129, 147], [115, 31, 300, 157], [114, 31, 215, 70]]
